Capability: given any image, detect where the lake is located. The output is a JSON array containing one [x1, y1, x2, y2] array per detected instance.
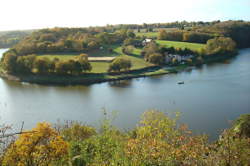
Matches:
[[0, 48, 250, 140]]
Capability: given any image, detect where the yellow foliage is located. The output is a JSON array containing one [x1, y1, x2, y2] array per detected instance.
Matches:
[[2, 122, 68, 166]]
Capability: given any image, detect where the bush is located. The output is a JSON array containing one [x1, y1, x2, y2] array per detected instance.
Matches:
[[2, 123, 68, 166], [108, 57, 132, 72], [205, 37, 237, 55], [59, 121, 96, 142], [122, 45, 134, 55], [147, 53, 165, 65], [142, 41, 159, 58]]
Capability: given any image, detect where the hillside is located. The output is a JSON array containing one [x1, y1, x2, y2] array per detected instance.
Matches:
[[0, 30, 34, 48]]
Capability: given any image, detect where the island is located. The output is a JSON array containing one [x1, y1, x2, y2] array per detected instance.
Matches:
[[1, 20, 249, 85]]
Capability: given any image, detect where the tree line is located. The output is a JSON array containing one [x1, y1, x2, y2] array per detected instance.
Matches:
[[11, 28, 137, 56], [2, 53, 92, 75], [158, 30, 216, 43], [157, 21, 250, 48], [1, 50, 133, 75], [0, 30, 32, 48]]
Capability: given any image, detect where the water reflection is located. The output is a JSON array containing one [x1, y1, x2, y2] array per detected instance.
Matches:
[[108, 80, 133, 88]]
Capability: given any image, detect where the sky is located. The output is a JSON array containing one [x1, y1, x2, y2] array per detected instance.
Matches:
[[0, 0, 249, 31]]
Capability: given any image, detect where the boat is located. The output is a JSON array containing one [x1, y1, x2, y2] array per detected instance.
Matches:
[[177, 81, 184, 84]]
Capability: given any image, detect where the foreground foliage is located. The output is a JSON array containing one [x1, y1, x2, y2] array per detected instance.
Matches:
[[2, 123, 68, 166], [1, 111, 249, 166]]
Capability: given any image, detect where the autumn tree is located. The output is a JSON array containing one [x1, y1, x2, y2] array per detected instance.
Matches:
[[127, 30, 136, 38], [2, 52, 17, 73], [33, 58, 51, 74], [158, 29, 168, 40], [78, 53, 88, 61], [122, 45, 135, 55], [205, 37, 237, 55], [142, 41, 159, 58], [147, 53, 165, 65], [16, 54, 36, 73], [2, 122, 68, 166], [108, 57, 132, 72]]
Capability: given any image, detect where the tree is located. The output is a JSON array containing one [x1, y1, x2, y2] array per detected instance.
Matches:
[[108, 57, 132, 72], [158, 29, 167, 40], [16, 54, 36, 74], [33, 58, 50, 74], [55, 61, 69, 75], [122, 45, 134, 55], [206, 37, 237, 55], [233, 114, 250, 138], [78, 53, 88, 61], [77, 56, 92, 72], [87, 41, 99, 50], [2, 122, 68, 166], [142, 41, 159, 59], [127, 30, 136, 38], [147, 53, 165, 65], [2, 53, 17, 73]]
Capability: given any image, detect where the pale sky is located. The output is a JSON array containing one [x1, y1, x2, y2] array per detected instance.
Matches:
[[0, 0, 249, 31]]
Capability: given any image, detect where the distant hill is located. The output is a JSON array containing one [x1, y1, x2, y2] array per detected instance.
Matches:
[[0, 30, 35, 48], [5, 20, 250, 56]]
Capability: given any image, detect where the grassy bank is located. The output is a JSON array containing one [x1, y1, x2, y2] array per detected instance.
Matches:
[[3, 66, 166, 85], [156, 40, 205, 51]]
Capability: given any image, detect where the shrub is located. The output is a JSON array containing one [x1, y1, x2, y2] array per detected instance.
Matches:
[[108, 57, 132, 72], [147, 53, 165, 65], [2, 122, 68, 166], [122, 45, 134, 55], [205, 37, 237, 55]]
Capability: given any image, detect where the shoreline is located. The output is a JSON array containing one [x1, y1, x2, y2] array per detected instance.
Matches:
[[0, 55, 235, 86], [0, 66, 173, 86]]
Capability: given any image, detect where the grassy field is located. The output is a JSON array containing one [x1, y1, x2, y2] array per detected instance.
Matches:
[[90, 62, 110, 73], [90, 55, 150, 73], [135, 32, 158, 38], [156, 40, 205, 51], [135, 28, 179, 38], [38, 45, 149, 73]]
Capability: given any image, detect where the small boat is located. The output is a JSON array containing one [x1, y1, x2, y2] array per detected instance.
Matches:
[[177, 81, 184, 84]]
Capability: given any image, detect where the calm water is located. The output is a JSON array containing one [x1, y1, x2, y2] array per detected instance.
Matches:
[[0, 48, 250, 140]]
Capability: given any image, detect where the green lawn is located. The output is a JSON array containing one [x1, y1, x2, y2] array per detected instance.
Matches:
[[135, 28, 179, 38], [135, 32, 158, 38], [90, 62, 110, 73], [122, 55, 150, 69], [37, 45, 149, 73], [156, 40, 205, 51], [90, 55, 150, 73]]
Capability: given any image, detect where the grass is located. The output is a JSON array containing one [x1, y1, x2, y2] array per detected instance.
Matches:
[[135, 28, 180, 38], [37, 45, 149, 73], [145, 68, 170, 76], [90, 62, 110, 73], [156, 40, 205, 51], [121, 55, 150, 69], [131, 47, 142, 56], [90, 55, 150, 73], [135, 32, 158, 38]]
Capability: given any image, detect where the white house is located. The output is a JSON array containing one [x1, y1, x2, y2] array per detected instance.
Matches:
[[142, 38, 152, 46]]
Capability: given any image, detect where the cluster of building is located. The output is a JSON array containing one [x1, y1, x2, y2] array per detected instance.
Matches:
[[143, 38, 194, 64], [164, 53, 193, 63]]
